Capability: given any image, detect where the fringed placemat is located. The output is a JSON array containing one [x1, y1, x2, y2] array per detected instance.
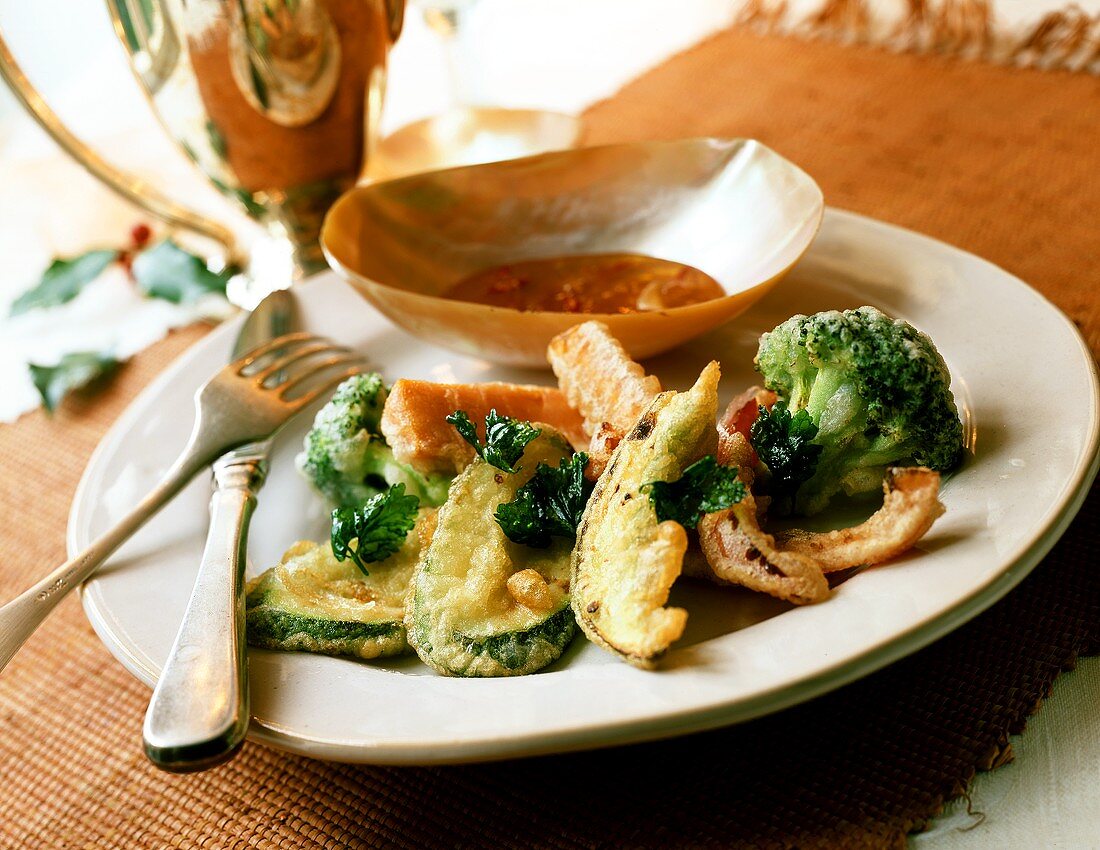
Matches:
[[734, 0, 1100, 74], [2, 25, 1098, 850]]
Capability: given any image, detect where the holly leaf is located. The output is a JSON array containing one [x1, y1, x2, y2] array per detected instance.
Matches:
[[9, 250, 118, 316], [29, 351, 119, 414], [131, 239, 235, 304]]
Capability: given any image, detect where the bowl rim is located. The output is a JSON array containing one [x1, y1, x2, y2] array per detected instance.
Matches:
[[320, 136, 825, 322]]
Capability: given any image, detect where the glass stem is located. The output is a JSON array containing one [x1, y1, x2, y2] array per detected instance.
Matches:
[[424, 5, 470, 109]]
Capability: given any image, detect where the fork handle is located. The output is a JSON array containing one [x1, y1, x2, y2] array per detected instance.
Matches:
[[0, 446, 214, 676], [142, 454, 265, 772]]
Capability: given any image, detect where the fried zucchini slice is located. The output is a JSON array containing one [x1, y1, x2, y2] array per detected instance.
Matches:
[[245, 510, 435, 660], [572, 362, 721, 668], [406, 428, 577, 677]]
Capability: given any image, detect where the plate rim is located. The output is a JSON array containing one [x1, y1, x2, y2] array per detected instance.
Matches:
[[70, 207, 1100, 764]]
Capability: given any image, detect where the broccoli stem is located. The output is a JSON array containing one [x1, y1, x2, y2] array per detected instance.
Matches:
[[802, 367, 847, 422]]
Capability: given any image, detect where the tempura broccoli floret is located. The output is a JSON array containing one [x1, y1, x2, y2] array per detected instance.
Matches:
[[752, 306, 963, 515], [297, 374, 451, 508]]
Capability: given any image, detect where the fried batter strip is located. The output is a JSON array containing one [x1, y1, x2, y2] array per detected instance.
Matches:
[[715, 428, 758, 482], [380, 379, 588, 475], [688, 431, 828, 604], [717, 385, 777, 467], [775, 467, 945, 572], [547, 321, 662, 477], [696, 488, 831, 605]]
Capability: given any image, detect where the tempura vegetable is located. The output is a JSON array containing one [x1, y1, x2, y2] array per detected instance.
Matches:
[[571, 362, 720, 668]]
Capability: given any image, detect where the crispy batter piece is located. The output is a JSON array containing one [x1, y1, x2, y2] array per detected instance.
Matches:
[[691, 430, 828, 604], [717, 385, 777, 467], [405, 429, 577, 677], [506, 569, 556, 613], [547, 321, 662, 477], [380, 379, 588, 476], [696, 489, 830, 605], [572, 362, 720, 668], [775, 467, 945, 572], [715, 430, 758, 482]]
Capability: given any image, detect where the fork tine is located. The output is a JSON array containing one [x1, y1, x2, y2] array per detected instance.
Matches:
[[252, 341, 349, 384], [277, 354, 371, 400], [281, 360, 371, 409], [230, 332, 321, 373]]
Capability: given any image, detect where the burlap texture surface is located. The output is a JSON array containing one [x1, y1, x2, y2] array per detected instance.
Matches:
[[2, 28, 1098, 850]]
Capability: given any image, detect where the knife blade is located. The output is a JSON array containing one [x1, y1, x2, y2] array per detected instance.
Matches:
[[143, 289, 297, 772]]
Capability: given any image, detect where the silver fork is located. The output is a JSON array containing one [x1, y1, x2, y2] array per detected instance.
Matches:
[[0, 332, 366, 677]]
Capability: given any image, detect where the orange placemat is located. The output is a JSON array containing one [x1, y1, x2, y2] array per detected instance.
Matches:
[[2, 28, 1099, 849]]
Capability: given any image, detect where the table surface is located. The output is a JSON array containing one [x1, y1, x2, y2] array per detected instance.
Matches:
[[1, 6, 1099, 847]]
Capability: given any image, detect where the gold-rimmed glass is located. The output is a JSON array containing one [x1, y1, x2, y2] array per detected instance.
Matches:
[[0, 0, 405, 304]]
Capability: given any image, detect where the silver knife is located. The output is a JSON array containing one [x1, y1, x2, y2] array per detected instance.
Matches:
[[143, 290, 297, 771]]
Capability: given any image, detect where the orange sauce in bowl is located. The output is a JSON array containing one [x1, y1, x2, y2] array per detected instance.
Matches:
[[441, 253, 725, 314]]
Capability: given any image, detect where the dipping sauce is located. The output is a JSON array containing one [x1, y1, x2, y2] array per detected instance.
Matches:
[[442, 253, 726, 314]]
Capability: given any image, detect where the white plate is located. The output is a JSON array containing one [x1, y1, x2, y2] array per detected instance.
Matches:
[[71, 209, 1100, 765]]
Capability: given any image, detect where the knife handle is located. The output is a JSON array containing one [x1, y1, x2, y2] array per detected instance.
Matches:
[[142, 453, 266, 772]]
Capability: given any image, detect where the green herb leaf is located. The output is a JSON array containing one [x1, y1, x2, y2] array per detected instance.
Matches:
[[446, 408, 541, 473], [131, 238, 235, 304], [495, 453, 593, 548], [643, 455, 746, 528], [29, 351, 119, 414], [483, 410, 541, 472], [10, 250, 118, 316], [446, 410, 480, 455], [749, 402, 823, 514], [330, 483, 420, 576]]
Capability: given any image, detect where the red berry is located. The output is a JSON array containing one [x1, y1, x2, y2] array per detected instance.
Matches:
[[130, 223, 152, 248]]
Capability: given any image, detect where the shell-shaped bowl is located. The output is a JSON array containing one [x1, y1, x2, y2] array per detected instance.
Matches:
[[321, 138, 824, 367]]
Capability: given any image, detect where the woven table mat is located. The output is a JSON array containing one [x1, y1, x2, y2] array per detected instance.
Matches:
[[2, 27, 1099, 850]]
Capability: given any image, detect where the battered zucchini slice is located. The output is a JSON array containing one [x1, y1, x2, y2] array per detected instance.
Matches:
[[406, 428, 578, 677], [572, 362, 721, 668], [245, 509, 435, 660]]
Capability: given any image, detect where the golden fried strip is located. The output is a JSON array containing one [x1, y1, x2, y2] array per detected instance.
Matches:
[[716, 386, 776, 467], [547, 321, 662, 476], [696, 489, 831, 605], [774, 467, 945, 572], [716, 429, 758, 484], [380, 379, 588, 476]]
